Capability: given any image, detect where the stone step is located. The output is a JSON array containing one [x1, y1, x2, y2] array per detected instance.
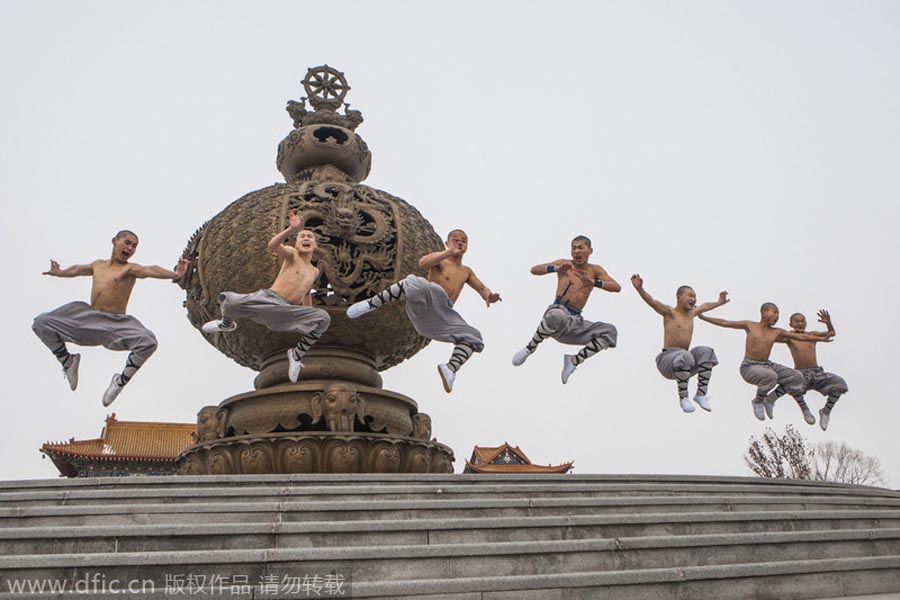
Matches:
[[347, 555, 900, 599], [0, 473, 888, 494], [0, 532, 900, 598], [2, 528, 898, 582], [2, 474, 897, 598], [2, 479, 896, 506], [2, 509, 899, 555], [2, 493, 899, 528], [2, 559, 899, 600]]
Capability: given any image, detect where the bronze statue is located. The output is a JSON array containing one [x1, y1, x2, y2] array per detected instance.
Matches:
[[177, 66, 453, 475]]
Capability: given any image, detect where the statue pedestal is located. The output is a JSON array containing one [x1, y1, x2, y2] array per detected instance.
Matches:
[[177, 349, 454, 475], [178, 431, 453, 475]]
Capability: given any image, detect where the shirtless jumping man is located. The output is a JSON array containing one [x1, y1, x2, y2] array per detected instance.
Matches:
[[764, 309, 848, 431], [631, 275, 729, 413], [32, 230, 188, 406], [699, 303, 833, 423], [346, 229, 501, 393], [512, 235, 620, 383], [202, 209, 331, 383]]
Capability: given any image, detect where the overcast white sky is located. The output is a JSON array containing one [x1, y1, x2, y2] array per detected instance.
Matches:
[[2, 1, 898, 486]]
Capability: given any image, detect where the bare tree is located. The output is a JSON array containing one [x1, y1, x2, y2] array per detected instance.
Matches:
[[744, 425, 813, 480], [745, 426, 888, 487], [812, 440, 886, 487]]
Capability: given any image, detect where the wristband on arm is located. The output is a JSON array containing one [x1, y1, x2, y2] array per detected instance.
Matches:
[[594, 279, 603, 288], [545, 265, 555, 273]]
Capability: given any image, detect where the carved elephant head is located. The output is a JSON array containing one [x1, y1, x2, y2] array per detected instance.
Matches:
[[411, 413, 432, 440], [311, 382, 366, 432], [193, 406, 221, 443]]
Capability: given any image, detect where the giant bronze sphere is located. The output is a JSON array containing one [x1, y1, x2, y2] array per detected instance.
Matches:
[[183, 181, 442, 373]]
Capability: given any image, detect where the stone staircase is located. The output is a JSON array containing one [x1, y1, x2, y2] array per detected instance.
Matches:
[[0, 474, 898, 598]]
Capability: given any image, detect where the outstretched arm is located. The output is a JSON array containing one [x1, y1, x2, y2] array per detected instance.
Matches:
[[467, 269, 502, 307], [630, 274, 671, 316], [698, 313, 749, 330], [778, 329, 834, 343], [694, 291, 730, 316], [267, 209, 304, 260], [131, 258, 190, 280], [530, 259, 570, 276], [43, 260, 94, 278], [818, 309, 836, 336]]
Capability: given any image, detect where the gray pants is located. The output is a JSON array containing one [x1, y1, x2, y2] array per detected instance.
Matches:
[[32, 300, 158, 368], [800, 366, 848, 398], [219, 289, 330, 338], [402, 275, 484, 352], [740, 359, 804, 398], [541, 304, 618, 348], [656, 347, 718, 380]]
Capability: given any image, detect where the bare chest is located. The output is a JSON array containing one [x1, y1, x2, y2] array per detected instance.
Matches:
[[90, 265, 135, 311], [747, 326, 781, 351], [555, 272, 593, 304], [787, 339, 819, 368], [666, 313, 694, 335], [92, 264, 133, 291], [429, 263, 468, 301], [273, 261, 318, 291]]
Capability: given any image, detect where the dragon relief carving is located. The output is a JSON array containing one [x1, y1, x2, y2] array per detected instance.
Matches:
[[289, 183, 397, 303]]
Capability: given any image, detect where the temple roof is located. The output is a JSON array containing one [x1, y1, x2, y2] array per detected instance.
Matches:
[[465, 443, 573, 474], [41, 414, 195, 462], [470, 443, 531, 466], [464, 462, 574, 474]]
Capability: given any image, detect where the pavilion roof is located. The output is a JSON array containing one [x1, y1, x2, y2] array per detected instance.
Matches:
[[466, 442, 573, 474], [464, 461, 574, 474], [469, 443, 531, 466], [40, 413, 195, 462]]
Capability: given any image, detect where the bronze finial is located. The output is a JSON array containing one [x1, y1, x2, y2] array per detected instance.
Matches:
[[286, 65, 364, 131], [303, 64, 349, 108]]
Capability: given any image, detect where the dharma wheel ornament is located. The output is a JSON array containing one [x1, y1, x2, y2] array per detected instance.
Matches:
[[176, 66, 454, 475]]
